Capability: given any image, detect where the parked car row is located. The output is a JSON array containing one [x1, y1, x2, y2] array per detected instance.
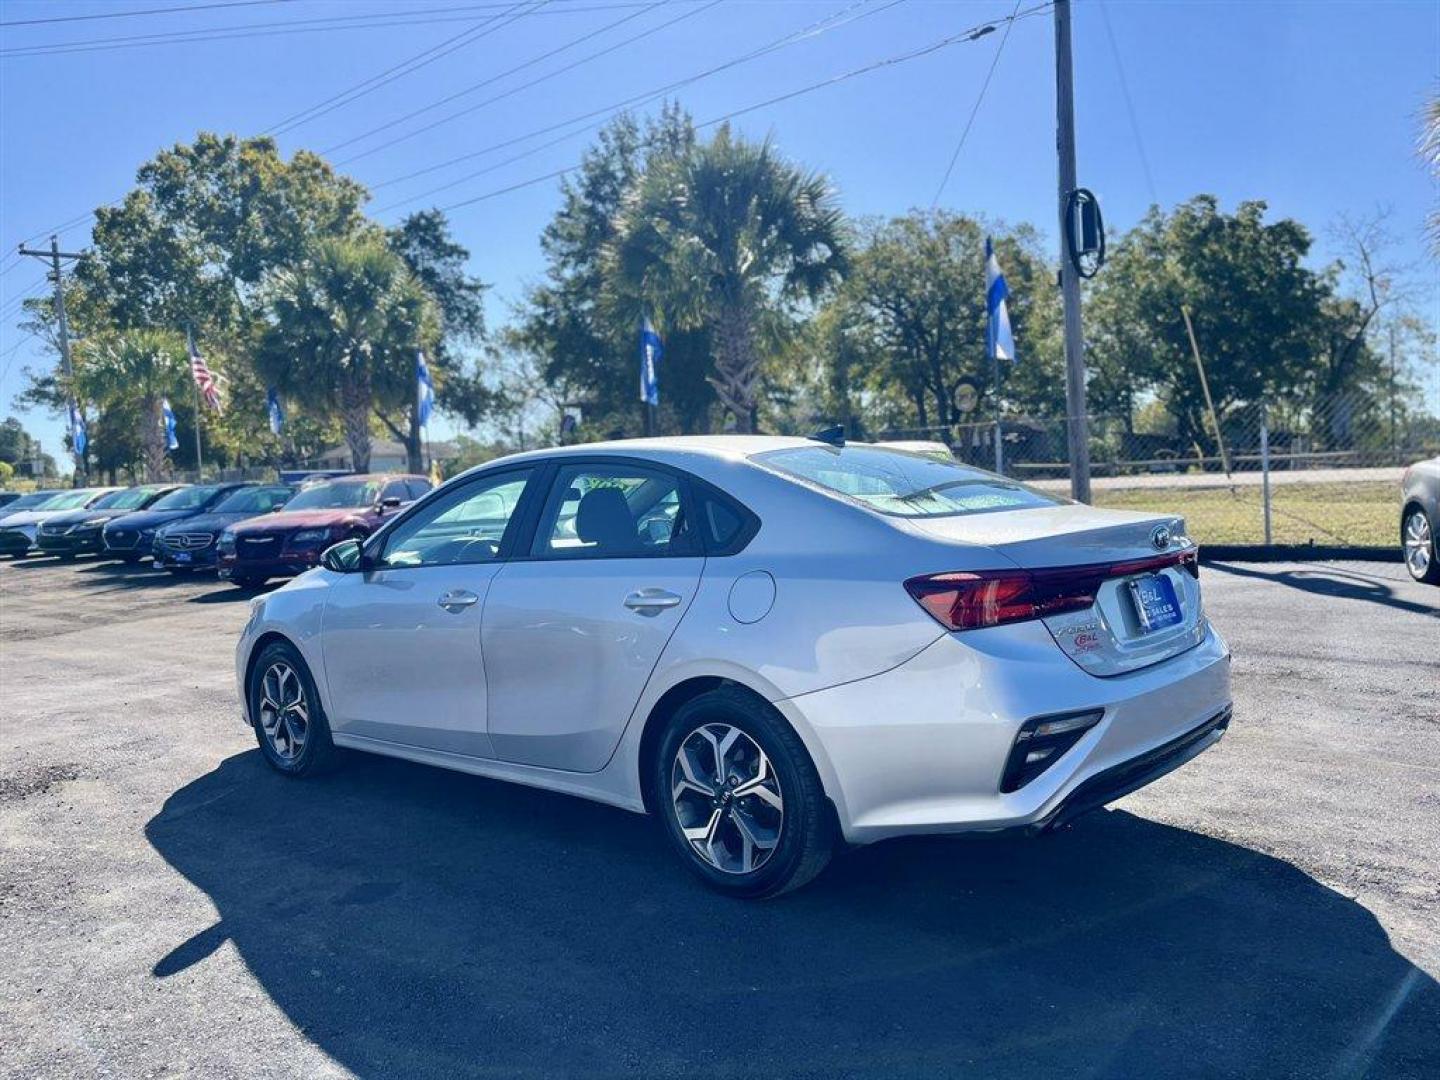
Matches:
[[0, 474, 431, 587]]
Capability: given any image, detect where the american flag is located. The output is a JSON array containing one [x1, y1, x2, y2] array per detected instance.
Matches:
[[187, 329, 223, 412]]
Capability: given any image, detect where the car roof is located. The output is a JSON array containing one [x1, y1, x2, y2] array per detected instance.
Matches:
[[466, 435, 818, 473]]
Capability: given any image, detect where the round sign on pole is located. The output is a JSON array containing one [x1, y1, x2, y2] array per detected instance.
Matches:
[[954, 379, 979, 416]]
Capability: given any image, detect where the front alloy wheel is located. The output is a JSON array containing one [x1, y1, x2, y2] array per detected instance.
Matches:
[[1403, 507, 1440, 584], [248, 641, 337, 776], [258, 661, 310, 762]]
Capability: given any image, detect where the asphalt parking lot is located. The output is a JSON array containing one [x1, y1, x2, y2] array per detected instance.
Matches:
[[1, 555, 1436, 1079]]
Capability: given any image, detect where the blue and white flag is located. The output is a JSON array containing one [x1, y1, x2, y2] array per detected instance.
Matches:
[[416, 351, 435, 428], [639, 316, 662, 407], [70, 402, 87, 458], [161, 397, 179, 451], [985, 237, 1015, 362], [266, 387, 284, 436]]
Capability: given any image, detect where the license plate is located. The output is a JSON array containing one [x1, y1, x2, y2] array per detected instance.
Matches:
[[174, 551, 192, 563], [1128, 573, 1183, 632]]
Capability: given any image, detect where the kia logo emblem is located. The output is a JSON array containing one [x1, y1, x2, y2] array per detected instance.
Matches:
[[1151, 525, 1173, 550]]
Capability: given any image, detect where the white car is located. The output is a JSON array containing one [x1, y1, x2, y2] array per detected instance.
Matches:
[[0, 487, 118, 557], [237, 437, 1232, 897]]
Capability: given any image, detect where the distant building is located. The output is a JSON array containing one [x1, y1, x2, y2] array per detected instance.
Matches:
[[312, 438, 456, 473]]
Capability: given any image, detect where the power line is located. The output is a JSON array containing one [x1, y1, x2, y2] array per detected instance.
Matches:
[[434, 3, 1055, 216], [264, 0, 548, 137], [929, 0, 1022, 208], [0, 2, 661, 58], [329, 0, 721, 164], [1097, 0, 1157, 205], [0, 0, 289, 29], [367, 0, 889, 201]]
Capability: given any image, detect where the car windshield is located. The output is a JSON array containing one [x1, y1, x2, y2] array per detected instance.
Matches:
[[285, 480, 382, 511], [4, 491, 62, 511], [45, 489, 105, 511], [93, 488, 157, 511], [213, 486, 293, 514], [756, 445, 1063, 518], [151, 485, 223, 511]]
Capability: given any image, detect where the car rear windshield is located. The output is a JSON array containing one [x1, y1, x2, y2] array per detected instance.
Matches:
[[213, 486, 293, 514], [754, 445, 1063, 518], [151, 485, 224, 511], [285, 480, 382, 511]]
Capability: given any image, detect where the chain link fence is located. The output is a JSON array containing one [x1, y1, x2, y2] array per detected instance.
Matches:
[[881, 389, 1439, 550]]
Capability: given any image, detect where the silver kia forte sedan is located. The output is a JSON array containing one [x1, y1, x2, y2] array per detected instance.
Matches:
[[236, 437, 1232, 897]]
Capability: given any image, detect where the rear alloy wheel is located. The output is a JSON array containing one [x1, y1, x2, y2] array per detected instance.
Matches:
[[1403, 507, 1440, 584], [654, 687, 833, 898], [248, 641, 337, 776]]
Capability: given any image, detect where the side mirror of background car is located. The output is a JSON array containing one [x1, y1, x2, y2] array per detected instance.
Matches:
[[378, 497, 402, 511], [320, 538, 366, 573]]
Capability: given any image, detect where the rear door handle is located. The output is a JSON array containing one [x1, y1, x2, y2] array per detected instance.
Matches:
[[437, 589, 479, 612], [623, 588, 682, 615]]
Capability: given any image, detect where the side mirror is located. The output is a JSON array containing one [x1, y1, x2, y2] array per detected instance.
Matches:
[[378, 497, 402, 511], [269, 504, 284, 513], [320, 538, 366, 573]]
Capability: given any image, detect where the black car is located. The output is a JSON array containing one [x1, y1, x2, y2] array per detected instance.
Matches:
[[101, 482, 258, 563], [35, 485, 185, 558], [154, 484, 294, 573]]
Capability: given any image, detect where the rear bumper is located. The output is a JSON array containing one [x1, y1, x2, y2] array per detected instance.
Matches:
[[1031, 704, 1231, 832], [778, 619, 1233, 844]]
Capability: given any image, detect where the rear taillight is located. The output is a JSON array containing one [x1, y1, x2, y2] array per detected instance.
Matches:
[[904, 549, 1198, 632]]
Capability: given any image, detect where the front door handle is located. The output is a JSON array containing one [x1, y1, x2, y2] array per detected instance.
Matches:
[[437, 589, 479, 613], [623, 588, 682, 615]]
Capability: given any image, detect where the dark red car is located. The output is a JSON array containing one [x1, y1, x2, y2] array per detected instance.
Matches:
[[218, 474, 430, 588]]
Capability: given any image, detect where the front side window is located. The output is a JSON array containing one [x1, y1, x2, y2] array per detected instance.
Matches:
[[378, 470, 533, 568], [47, 489, 105, 511], [535, 465, 691, 559], [755, 445, 1063, 519]]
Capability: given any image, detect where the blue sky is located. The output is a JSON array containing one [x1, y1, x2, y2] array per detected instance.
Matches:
[[2, 0, 1437, 457]]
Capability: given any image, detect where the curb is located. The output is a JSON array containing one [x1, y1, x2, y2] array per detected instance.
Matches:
[[1199, 545, 1402, 564]]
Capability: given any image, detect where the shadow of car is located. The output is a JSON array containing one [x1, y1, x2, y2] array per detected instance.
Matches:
[[146, 750, 1438, 1079]]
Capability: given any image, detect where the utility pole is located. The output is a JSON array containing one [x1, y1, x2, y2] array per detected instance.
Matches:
[[1053, 0, 1092, 503], [18, 236, 88, 483]]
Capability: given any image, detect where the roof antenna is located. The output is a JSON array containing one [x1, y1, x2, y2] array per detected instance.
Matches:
[[807, 424, 845, 448]]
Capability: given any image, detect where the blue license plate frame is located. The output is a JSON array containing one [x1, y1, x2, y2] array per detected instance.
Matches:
[[1128, 573, 1183, 632]]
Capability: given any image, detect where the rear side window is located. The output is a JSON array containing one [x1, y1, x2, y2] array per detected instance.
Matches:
[[533, 464, 695, 559], [405, 479, 432, 501], [694, 488, 758, 555], [755, 445, 1062, 519]]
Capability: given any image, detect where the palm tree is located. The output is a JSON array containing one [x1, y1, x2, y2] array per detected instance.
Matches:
[[256, 237, 436, 472], [611, 126, 847, 432], [1423, 92, 1440, 256], [72, 330, 190, 480]]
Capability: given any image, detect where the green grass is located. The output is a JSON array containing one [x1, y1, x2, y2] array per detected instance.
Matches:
[[1092, 481, 1401, 547]]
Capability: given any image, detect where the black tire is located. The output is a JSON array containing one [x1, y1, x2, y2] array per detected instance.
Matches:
[[652, 686, 834, 899], [1402, 505, 1440, 585], [120, 554, 142, 564], [247, 640, 338, 777]]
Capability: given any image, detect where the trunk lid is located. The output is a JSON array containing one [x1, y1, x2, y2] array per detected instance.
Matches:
[[902, 504, 1207, 676]]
